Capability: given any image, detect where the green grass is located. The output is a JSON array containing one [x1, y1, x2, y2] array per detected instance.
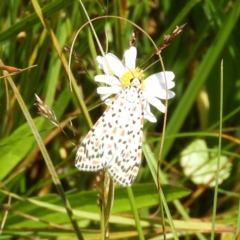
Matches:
[[0, 0, 240, 239]]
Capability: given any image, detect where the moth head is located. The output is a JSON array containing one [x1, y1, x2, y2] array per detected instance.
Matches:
[[120, 67, 145, 90], [130, 78, 141, 88]]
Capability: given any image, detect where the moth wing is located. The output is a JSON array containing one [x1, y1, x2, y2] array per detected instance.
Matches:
[[76, 86, 146, 187], [106, 87, 145, 186], [75, 90, 127, 172]]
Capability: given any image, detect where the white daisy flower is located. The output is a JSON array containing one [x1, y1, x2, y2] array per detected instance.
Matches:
[[94, 46, 175, 122]]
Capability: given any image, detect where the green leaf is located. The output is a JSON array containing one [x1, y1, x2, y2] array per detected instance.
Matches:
[[2, 183, 190, 228], [0, 0, 74, 45], [180, 139, 232, 186], [0, 118, 44, 180]]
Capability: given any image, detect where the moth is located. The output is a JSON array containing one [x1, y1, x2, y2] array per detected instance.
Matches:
[[75, 78, 145, 187]]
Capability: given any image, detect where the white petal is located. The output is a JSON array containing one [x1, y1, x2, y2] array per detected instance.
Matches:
[[144, 72, 175, 99], [104, 98, 113, 106], [94, 75, 120, 86], [145, 71, 175, 90], [106, 54, 125, 77], [144, 112, 157, 122], [157, 90, 175, 99], [100, 93, 111, 101], [96, 54, 125, 78], [144, 103, 157, 122], [97, 86, 121, 95], [123, 46, 137, 69], [144, 88, 175, 100], [147, 95, 166, 113], [96, 56, 109, 75]]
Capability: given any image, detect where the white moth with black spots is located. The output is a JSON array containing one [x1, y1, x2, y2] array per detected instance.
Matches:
[[75, 78, 146, 187], [75, 46, 175, 186]]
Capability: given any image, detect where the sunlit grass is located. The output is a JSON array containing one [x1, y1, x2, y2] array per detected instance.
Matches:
[[0, 0, 240, 239]]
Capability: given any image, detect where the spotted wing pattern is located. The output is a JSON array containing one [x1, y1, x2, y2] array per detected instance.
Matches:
[[75, 82, 146, 187]]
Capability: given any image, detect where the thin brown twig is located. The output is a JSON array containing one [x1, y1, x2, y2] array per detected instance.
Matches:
[[64, 45, 88, 74], [129, 32, 136, 47], [139, 24, 186, 69], [34, 94, 76, 147], [151, 23, 187, 58]]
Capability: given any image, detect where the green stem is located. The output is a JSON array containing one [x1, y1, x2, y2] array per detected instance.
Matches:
[[210, 60, 223, 240], [3, 65, 83, 240], [126, 187, 145, 240]]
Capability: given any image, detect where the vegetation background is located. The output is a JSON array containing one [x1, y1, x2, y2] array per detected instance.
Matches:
[[0, 0, 240, 239]]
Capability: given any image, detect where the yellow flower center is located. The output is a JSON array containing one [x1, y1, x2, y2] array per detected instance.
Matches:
[[120, 67, 145, 90]]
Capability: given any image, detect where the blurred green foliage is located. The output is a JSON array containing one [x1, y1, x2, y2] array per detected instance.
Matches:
[[0, 0, 240, 239]]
